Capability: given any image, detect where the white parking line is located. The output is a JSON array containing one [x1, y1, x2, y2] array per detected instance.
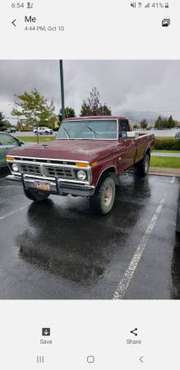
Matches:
[[113, 197, 166, 299], [0, 205, 28, 221]]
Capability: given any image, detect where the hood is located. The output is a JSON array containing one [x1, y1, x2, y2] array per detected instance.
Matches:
[[8, 139, 119, 163]]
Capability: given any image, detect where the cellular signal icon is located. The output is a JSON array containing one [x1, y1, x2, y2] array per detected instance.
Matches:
[[36, 356, 45, 364]]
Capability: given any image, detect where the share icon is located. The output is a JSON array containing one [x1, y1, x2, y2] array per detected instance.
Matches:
[[130, 328, 138, 336]]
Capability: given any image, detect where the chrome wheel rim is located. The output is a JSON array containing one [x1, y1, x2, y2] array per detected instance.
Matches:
[[102, 184, 113, 208]]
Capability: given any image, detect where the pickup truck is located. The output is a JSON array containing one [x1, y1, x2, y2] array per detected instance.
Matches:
[[6, 116, 154, 215]]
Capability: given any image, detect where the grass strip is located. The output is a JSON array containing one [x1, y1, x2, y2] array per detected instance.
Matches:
[[151, 156, 180, 169], [17, 136, 55, 143]]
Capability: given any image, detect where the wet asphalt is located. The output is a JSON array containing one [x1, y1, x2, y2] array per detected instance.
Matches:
[[0, 170, 180, 299]]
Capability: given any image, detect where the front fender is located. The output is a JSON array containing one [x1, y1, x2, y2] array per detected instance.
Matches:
[[92, 164, 118, 187]]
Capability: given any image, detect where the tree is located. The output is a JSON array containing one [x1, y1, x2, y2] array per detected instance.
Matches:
[[59, 106, 75, 122], [98, 104, 112, 116], [11, 89, 58, 130], [140, 119, 148, 129], [168, 115, 176, 128], [154, 115, 163, 129], [64, 106, 75, 118], [154, 115, 176, 129], [0, 112, 10, 131], [80, 87, 111, 116]]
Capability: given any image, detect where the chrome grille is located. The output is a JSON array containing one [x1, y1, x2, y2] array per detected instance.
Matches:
[[44, 166, 75, 179], [19, 162, 75, 180], [20, 164, 41, 176]]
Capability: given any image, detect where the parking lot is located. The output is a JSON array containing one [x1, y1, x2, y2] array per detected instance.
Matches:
[[0, 172, 179, 299]]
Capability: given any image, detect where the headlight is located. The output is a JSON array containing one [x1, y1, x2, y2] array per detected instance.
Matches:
[[76, 170, 87, 181], [12, 163, 19, 172]]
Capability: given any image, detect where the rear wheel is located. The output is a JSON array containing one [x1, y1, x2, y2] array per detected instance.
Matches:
[[90, 174, 116, 215], [135, 153, 150, 177], [23, 188, 50, 202]]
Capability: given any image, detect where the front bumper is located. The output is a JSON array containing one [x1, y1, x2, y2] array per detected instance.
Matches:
[[7, 174, 95, 197]]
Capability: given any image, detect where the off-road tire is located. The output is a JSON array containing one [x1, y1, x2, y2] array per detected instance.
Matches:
[[23, 188, 50, 202], [135, 153, 150, 177], [90, 174, 116, 215]]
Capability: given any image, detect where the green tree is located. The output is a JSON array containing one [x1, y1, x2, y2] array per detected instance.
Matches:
[[11, 89, 58, 130], [98, 104, 112, 116], [80, 87, 111, 116], [64, 106, 75, 118], [60, 106, 75, 120], [0, 112, 10, 131], [168, 115, 176, 128], [154, 116, 163, 129], [140, 119, 148, 129], [154, 115, 176, 129]]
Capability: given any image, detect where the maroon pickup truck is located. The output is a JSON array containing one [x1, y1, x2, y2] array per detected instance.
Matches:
[[6, 116, 154, 215]]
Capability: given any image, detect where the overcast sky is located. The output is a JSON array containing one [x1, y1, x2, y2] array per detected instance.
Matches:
[[0, 60, 180, 122]]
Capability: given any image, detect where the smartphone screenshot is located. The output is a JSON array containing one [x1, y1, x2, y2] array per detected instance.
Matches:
[[0, 1, 180, 369]]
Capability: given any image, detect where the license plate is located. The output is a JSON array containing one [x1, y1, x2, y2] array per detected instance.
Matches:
[[34, 182, 50, 191]]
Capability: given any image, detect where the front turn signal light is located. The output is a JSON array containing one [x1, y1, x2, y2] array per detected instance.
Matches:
[[76, 162, 89, 168], [6, 155, 15, 161]]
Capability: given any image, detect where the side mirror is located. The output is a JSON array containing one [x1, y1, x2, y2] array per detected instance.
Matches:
[[119, 131, 128, 139], [119, 131, 137, 139], [17, 139, 24, 146]]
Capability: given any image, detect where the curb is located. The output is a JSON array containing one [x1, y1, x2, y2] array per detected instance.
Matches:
[[150, 167, 180, 177]]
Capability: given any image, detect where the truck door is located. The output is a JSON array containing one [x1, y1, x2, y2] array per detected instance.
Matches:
[[118, 120, 136, 170]]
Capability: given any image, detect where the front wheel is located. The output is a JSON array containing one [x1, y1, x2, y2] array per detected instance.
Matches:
[[23, 188, 50, 202], [135, 153, 150, 177], [90, 175, 116, 215]]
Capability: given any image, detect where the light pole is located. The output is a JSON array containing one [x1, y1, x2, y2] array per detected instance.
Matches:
[[59, 60, 65, 121]]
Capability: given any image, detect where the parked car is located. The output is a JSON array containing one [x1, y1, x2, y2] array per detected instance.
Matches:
[[175, 132, 180, 140], [0, 132, 23, 169], [33, 127, 53, 135], [6, 116, 154, 215], [6, 127, 16, 134]]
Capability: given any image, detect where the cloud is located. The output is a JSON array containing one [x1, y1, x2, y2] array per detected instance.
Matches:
[[0, 60, 180, 121]]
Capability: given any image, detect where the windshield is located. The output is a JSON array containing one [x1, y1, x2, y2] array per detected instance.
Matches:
[[56, 119, 118, 140]]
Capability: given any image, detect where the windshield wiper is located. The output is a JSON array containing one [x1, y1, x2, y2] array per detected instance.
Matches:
[[87, 126, 97, 137], [62, 127, 70, 139]]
